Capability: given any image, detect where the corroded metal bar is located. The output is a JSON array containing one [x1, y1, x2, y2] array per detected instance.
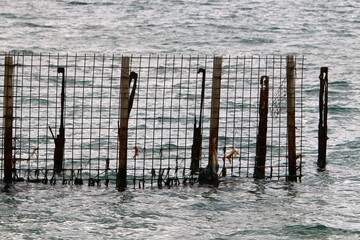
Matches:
[[318, 67, 328, 169], [287, 56, 297, 181], [254, 75, 269, 179], [53, 67, 66, 174], [190, 68, 206, 175], [3, 56, 13, 184]]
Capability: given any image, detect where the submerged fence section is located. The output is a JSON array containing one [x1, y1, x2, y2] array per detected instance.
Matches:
[[0, 54, 304, 188]]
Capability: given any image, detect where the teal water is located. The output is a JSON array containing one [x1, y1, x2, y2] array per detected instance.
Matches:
[[1, 0, 360, 239]]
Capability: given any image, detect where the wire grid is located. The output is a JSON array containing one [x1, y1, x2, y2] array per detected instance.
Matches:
[[0, 54, 304, 187]]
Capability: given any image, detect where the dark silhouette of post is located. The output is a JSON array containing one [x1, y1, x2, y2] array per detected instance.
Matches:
[[318, 67, 328, 169], [117, 56, 130, 191], [286, 56, 297, 181], [254, 76, 269, 179], [190, 68, 206, 175], [128, 71, 138, 116], [52, 67, 66, 174], [3, 56, 14, 184]]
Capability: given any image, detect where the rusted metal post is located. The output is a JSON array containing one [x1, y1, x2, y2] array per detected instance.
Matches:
[[286, 56, 297, 181], [190, 68, 206, 175], [3, 56, 14, 184], [52, 67, 66, 174], [318, 67, 328, 169], [254, 76, 269, 179], [199, 56, 222, 184], [116, 56, 130, 190], [128, 71, 138, 116]]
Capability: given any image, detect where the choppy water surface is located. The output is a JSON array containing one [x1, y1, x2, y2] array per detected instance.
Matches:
[[1, 0, 360, 239]]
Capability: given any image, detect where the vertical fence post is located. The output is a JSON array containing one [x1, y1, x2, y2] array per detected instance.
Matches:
[[318, 67, 328, 169], [52, 67, 66, 174], [3, 56, 14, 184], [190, 68, 206, 175], [286, 56, 297, 181], [254, 75, 269, 179], [209, 56, 222, 174], [116, 56, 130, 190], [199, 56, 222, 184]]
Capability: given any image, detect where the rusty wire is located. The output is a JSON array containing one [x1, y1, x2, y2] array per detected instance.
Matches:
[[0, 54, 304, 188]]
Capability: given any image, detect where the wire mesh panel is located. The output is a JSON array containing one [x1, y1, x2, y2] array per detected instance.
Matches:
[[0, 53, 304, 187]]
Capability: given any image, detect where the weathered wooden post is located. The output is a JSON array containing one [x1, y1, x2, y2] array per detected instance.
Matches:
[[199, 56, 222, 184], [116, 56, 130, 190], [318, 67, 328, 169], [286, 56, 297, 181], [254, 75, 269, 179], [3, 56, 14, 184]]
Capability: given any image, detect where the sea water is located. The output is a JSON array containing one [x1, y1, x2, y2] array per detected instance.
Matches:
[[0, 0, 359, 239]]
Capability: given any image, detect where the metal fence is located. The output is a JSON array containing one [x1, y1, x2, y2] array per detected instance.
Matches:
[[0, 53, 304, 188]]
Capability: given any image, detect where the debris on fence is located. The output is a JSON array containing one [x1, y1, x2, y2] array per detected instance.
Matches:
[[226, 148, 239, 164]]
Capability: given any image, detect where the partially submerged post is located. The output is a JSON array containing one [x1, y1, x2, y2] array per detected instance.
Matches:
[[254, 76, 269, 179], [117, 56, 130, 191], [318, 67, 328, 169], [190, 68, 206, 175], [3, 56, 14, 184], [286, 56, 297, 181], [199, 57, 222, 184], [51, 67, 66, 174]]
